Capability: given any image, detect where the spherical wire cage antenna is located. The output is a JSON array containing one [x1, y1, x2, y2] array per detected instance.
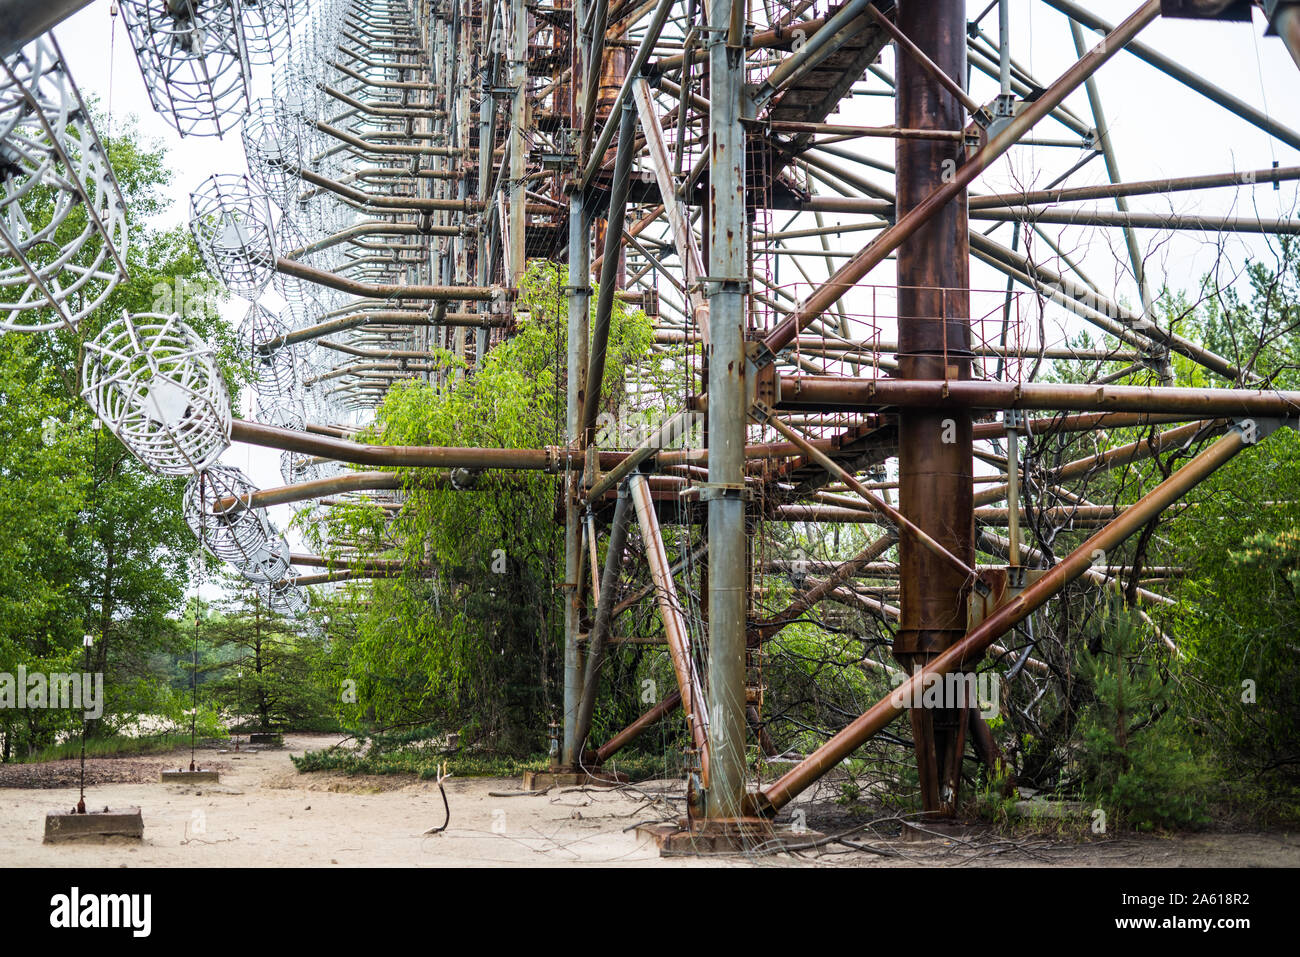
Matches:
[[259, 574, 309, 615], [188, 172, 278, 298], [238, 0, 297, 67], [118, 0, 254, 138], [238, 300, 299, 398], [0, 36, 128, 332], [183, 464, 274, 564], [81, 311, 232, 477], [241, 98, 304, 211], [234, 531, 292, 583]]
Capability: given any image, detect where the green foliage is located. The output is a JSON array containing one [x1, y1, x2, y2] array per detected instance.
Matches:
[[315, 260, 653, 753], [199, 578, 335, 732], [1075, 598, 1213, 831], [0, 116, 232, 760], [1166, 431, 1300, 791]]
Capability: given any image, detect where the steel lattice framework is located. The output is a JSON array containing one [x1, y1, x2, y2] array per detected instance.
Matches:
[[5, 0, 1300, 846]]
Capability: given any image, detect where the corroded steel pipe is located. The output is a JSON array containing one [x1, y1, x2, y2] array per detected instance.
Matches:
[[629, 474, 710, 782], [276, 257, 504, 302], [757, 424, 1254, 815], [230, 419, 607, 471], [755, 531, 898, 642], [775, 377, 1300, 417], [573, 488, 634, 755], [595, 690, 682, 763]]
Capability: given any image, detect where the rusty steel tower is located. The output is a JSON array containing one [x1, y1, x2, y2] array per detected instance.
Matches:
[[4, 0, 1300, 851]]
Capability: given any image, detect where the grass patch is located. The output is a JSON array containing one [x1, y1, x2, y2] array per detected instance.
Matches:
[[291, 738, 680, 782], [18, 732, 209, 764]]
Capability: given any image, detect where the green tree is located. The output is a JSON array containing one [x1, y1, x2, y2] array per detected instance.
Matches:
[[202, 577, 332, 733], [316, 261, 652, 752], [0, 114, 235, 759]]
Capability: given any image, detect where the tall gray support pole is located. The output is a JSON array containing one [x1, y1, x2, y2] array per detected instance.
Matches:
[[578, 102, 638, 443], [572, 486, 633, 755], [704, 0, 748, 819], [563, 190, 591, 766], [508, 0, 528, 285]]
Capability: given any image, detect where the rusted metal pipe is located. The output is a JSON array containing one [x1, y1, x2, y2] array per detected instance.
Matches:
[[757, 423, 1255, 815], [629, 474, 710, 783], [774, 377, 1300, 417], [275, 257, 504, 302], [573, 487, 634, 755], [595, 690, 682, 763], [231, 419, 587, 471]]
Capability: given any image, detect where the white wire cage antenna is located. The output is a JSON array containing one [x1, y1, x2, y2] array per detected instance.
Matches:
[[82, 311, 232, 476], [119, 0, 254, 139], [234, 529, 292, 582], [183, 464, 274, 563], [188, 173, 278, 298], [259, 574, 309, 615], [241, 98, 303, 210], [282, 289, 328, 331], [238, 300, 299, 397], [238, 0, 296, 67], [249, 395, 318, 484], [0, 36, 128, 332]]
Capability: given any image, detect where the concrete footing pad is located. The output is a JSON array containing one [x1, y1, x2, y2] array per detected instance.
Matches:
[[160, 769, 219, 783], [637, 818, 822, 855], [521, 768, 630, 790], [44, 808, 144, 843], [899, 818, 986, 842]]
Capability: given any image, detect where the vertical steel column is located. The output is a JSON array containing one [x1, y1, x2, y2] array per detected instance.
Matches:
[[704, 0, 748, 820], [578, 102, 637, 443], [572, 486, 633, 755], [563, 190, 591, 766], [476, 10, 497, 363], [508, 0, 528, 285], [893, 0, 975, 816]]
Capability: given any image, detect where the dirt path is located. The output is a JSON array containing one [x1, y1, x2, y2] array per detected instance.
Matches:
[[2, 734, 1297, 867]]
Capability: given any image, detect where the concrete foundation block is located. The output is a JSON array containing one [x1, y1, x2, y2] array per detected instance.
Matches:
[[44, 807, 144, 843]]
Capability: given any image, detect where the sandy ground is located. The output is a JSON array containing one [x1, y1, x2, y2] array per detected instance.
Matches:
[[2, 733, 1298, 867]]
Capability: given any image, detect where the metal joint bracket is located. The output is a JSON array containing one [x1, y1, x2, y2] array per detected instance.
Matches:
[[1233, 416, 1291, 444], [696, 275, 749, 298], [1003, 409, 1026, 432], [695, 482, 749, 502], [748, 340, 778, 371]]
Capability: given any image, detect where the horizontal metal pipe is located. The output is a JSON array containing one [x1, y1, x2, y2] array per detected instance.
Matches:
[[973, 208, 1300, 234], [316, 121, 461, 157], [275, 257, 503, 301], [970, 164, 1300, 209], [766, 120, 966, 142], [775, 377, 1300, 417], [232, 420, 567, 471]]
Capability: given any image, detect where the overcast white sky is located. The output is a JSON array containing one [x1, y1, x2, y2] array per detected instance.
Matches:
[[41, 0, 1300, 574]]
